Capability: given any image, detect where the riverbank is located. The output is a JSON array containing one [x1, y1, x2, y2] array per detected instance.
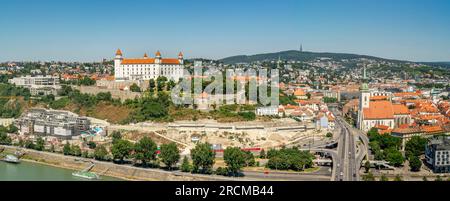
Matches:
[[0, 160, 120, 181], [0, 145, 240, 181]]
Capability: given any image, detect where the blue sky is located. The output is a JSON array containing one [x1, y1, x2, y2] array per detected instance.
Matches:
[[0, 0, 449, 62]]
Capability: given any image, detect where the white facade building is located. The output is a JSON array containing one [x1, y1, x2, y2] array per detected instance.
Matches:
[[114, 49, 184, 81]]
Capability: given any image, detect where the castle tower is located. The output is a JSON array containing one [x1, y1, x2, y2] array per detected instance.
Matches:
[[114, 49, 123, 79], [143, 53, 148, 59], [178, 52, 184, 65], [155, 50, 161, 64]]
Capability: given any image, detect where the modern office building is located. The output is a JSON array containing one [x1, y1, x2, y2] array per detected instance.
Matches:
[[15, 108, 90, 139], [425, 136, 450, 173], [9, 75, 61, 96]]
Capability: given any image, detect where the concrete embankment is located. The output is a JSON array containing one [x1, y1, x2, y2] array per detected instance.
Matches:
[[0, 145, 237, 181]]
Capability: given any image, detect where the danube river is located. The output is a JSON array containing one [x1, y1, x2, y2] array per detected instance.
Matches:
[[0, 161, 121, 181]]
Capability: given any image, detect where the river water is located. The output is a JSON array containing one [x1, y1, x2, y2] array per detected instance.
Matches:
[[0, 161, 121, 181]]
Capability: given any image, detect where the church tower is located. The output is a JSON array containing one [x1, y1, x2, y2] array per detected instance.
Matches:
[[358, 64, 370, 129]]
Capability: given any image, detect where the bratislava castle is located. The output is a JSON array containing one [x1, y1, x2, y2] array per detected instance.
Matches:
[[114, 49, 184, 81]]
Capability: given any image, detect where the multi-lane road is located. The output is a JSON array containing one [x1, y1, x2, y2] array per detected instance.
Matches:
[[330, 106, 368, 181]]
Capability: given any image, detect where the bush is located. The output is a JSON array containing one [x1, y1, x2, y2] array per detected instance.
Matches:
[[87, 141, 97, 149], [181, 156, 192, 172], [159, 143, 180, 170], [190, 143, 215, 174], [0, 132, 12, 145], [409, 155, 422, 172], [385, 148, 405, 167], [266, 148, 314, 171], [238, 112, 256, 121], [63, 142, 71, 155], [94, 145, 109, 161], [71, 145, 82, 156], [215, 167, 229, 176], [223, 147, 246, 174]]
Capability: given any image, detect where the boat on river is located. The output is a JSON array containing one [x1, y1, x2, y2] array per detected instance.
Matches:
[[1, 155, 20, 164], [72, 171, 100, 180]]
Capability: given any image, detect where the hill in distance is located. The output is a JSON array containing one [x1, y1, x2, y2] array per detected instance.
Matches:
[[220, 50, 406, 64], [418, 61, 450, 68]]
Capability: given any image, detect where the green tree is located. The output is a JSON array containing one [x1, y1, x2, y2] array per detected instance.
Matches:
[[367, 127, 380, 141], [71, 145, 82, 156], [259, 149, 266, 159], [238, 112, 256, 121], [156, 76, 168, 91], [142, 102, 168, 119], [0, 132, 12, 145], [326, 132, 333, 138], [243, 151, 256, 167], [63, 142, 71, 155], [35, 137, 45, 151], [133, 136, 157, 166], [190, 143, 215, 174], [223, 147, 246, 175], [149, 79, 156, 92], [266, 148, 314, 171], [364, 160, 371, 173], [167, 80, 176, 91], [81, 150, 89, 158], [130, 83, 141, 92], [181, 156, 192, 172], [160, 143, 180, 170], [409, 155, 422, 172], [7, 125, 18, 134], [405, 136, 427, 159], [215, 167, 228, 176], [111, 139, 133, 163], [422, 176, 428, 181], [94, 145, 108, 161], [111, 131, 122, 144], [24, 140, 35, 149], [385, 148, 404, 167], [87, 141, 97, 149]]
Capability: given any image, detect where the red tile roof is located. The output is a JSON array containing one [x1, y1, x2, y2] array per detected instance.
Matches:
[[122, 58, 156, 64], [161, 58, 180, 64], [392, 104, 409, 115], [421, 125, 444, 134], [116, 49, 122, 56], [363, 101, 394, 119], [370, 96, 388, 101]]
